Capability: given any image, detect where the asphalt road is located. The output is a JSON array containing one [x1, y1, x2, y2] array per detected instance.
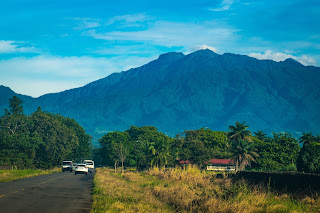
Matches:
[[0, 171, 94, 213]]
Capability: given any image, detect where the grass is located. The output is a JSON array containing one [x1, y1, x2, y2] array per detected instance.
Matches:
[[91, 168, 173, 213], [0, 168, 60, 182], [91, 166, 320, 213]]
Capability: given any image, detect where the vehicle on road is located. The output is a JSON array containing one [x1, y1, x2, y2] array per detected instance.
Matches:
[[62, 160, 73, 172], [84, 160, 94, 172], [72, 163, 77, 171], [74, 164, 88, 175]]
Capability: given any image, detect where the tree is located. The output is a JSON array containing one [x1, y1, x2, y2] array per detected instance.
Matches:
[[297, 142, 320, 173], [0, 98, 92, 169], [299, 132, 315, 146], [99, 131, 130, 173], [126, 126, 172, 170], [228, 121, 252, 142], [254, 130, 268, 141], [230, 139, 259, 171], [8, 96, 24, 115], [1, 96, 26, 136], [61, 116, 92, 161], [179, 130, 210, 167], [254, 133, 300, 171], [149, 138, 169, 168]]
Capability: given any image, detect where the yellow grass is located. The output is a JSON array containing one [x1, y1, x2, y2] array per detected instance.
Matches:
[[0, 167, 60, 182], [92, 166, 320, 213], [91, 168, 173, 213]]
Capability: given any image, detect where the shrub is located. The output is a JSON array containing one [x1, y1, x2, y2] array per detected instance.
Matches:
[[297, 143, 320, 173]]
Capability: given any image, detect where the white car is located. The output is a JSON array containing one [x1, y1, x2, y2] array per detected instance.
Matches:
[[72, 163, 77, 171], [62, 160, 73, 172], [84, 160, 94, 172], [74, 164, 88, 175]]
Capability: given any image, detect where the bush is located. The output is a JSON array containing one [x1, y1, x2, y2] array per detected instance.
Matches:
[[297, 143, 320, 174]]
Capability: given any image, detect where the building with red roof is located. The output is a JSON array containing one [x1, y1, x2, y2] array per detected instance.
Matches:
[[206, 159, 236, 172]]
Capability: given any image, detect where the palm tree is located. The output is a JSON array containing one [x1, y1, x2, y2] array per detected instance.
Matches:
[[149, 139, 169, 168], [230, 139, 259, 171], [299, 132, 315, 147], [254, 130, 268, 141], [228, 121, 252, 142]]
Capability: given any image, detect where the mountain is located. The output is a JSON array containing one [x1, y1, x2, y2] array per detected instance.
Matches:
[[1, 49, 320, 144]]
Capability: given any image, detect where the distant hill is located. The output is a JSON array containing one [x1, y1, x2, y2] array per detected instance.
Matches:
[[1, 49, 320, 145]]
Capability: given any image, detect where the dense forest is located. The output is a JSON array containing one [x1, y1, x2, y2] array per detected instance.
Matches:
[[0, 96, 92, 169], [97, 124, 320, 174], [1, 96, 320, 174]]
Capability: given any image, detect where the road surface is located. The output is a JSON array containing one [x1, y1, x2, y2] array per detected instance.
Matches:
[[0, 171, 94, 213]]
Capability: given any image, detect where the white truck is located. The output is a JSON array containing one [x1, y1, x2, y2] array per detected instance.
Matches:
[[83, 160, 94, 172], [62, 160, 73, 172]]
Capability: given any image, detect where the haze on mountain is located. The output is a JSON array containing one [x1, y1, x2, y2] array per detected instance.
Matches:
[[1, 49, 320, 145]]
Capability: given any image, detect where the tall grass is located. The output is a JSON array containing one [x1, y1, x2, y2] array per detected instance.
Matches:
[[0, 168, 59, 182], [91, 168, 173, 213], [92, 166, 320, 212]]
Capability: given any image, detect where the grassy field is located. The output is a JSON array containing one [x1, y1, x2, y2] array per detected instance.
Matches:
[[91, 166, 320, 213], [0, 168, 60, 182]]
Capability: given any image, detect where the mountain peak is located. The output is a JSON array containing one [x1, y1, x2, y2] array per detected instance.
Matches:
[[0, 85, 14, 93], [157, 52, 185, 62], [283, 58, 303, 66], [193, 48, 218, 55]]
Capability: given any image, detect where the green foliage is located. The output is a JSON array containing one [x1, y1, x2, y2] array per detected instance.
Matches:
[[253, 130, 268, 142], [97, 124, 315, 173], [297, 142, 320, 173], [299, 132, 315, 146], [230, 139, 259, 170], [99, 126, 173, 170], [99, 131, 130, 170], [255, 133, 300, 171], [0, 97, 92, 169], [8, 96, 24, 115], [228, 121, 252, 142]]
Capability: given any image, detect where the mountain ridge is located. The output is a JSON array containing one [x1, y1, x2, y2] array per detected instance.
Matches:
[[1, 49, 320, 144]]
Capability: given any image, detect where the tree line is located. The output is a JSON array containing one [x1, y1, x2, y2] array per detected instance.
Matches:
[[97, 122, 320, 174], [2, 96, 319, 174], [0, 96, 92, 169]]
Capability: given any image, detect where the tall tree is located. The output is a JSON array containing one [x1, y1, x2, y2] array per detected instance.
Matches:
[[8, 96, 24, 115], [99, 131, 130, 173], [179, 130, 210, 167], [230, 139, 259, 171], [228, 121, 252, 142], [254, 130, 268, 141], [299, 132, 315, 146], [149, 138, 169, 168]]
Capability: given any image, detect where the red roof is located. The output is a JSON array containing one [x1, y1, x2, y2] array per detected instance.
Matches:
[[208, 159, 235, 165]]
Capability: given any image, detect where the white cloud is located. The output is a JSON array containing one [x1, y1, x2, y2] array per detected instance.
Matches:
[[73, 18, 101, 30], [192, 44, 218, 52], [107, 14, 150, 26], [92, 44, 159, 55], [0, 40, 40, 54], [249, 50, 317, 66], [0, 55, 155, 97], [85, 20, 237, 48], [209, 0, 234, 11]]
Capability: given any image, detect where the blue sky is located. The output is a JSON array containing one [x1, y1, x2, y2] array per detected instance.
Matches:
[[0, 0, 319, 97]]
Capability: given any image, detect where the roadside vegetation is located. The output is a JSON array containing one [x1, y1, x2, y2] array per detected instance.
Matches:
[[0, 96, 92, 169], [96, 122, 320, 174], [92, 166, 320, 213], [0, 167, 60, 182]]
